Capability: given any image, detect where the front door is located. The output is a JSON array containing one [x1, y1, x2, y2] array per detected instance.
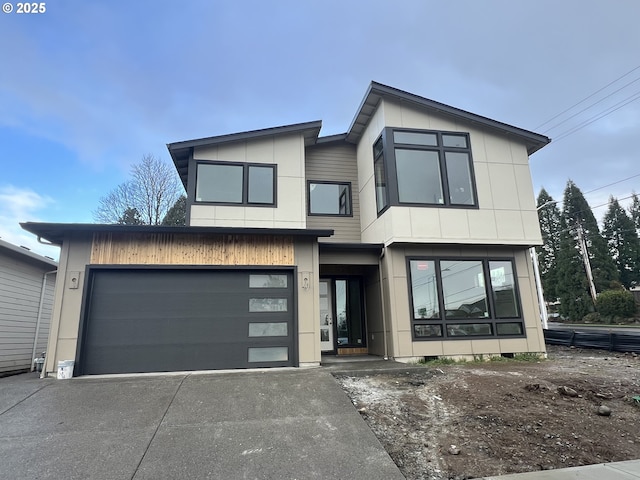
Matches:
[[320, 277, 366, 353], [319, 279, 334, 352]]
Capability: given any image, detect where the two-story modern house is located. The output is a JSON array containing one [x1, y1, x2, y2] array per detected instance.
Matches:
[[23, 82, 550, 377]]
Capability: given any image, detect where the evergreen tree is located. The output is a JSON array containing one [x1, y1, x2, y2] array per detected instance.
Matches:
[[561, 180, 617, 292], [555, 180, 618, 319], [161, 195, 187, 226], [555, 215, 592, 319], [117, 207, 143, 225], [629, 192, 640, 233], [602, 197, 640, 288], [535, 188, 562, 301]]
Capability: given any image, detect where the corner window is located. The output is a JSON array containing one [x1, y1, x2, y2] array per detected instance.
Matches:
[[195, 162, 276, 206], [308, 182, 352, 216], [408, 258, 523, 340], [372, 128, 477, 213], [373, 138, 389, 213]]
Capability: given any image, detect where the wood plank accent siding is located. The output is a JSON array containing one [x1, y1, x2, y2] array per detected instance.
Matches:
[[305, 143, 361, 243], [337, 347, 369, 355], [91, 233, 295, 266]]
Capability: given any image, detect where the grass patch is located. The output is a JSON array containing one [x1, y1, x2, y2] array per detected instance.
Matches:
[[417, 356, 459, 365]]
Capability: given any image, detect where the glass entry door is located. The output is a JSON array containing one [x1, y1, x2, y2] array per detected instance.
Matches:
[[320, 277, 365, 353], [319, 279, 334, 352]]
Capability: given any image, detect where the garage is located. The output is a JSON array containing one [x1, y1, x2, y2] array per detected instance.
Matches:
[[78, 268, 296, 375]]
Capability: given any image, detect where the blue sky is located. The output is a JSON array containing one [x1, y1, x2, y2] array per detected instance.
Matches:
[[1, 0, 639, 259]]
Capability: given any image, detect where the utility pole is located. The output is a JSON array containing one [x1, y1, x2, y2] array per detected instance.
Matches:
[[575, 223, 598, 304]]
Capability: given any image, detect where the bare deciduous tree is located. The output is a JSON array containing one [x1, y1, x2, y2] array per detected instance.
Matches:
[[93, 154, 183, 225]]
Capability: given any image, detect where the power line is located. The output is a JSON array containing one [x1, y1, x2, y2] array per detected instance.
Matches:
[[534, 64, 640, 130], [552, 90, 640, 143], [583, 174, 640, 195], [541, 76, 640, 134]]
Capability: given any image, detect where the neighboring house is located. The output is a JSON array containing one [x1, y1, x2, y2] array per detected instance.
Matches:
[[22, 82, 551, 377], [0, 238, 57, 375]]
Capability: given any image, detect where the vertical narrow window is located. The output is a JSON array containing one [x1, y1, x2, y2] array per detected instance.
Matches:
[[248, 165, 275, 204], [373, 137, 388, 213], [445, 152, 475, 205], [409, 260, 440, 319], [489, 261, 520, 318]]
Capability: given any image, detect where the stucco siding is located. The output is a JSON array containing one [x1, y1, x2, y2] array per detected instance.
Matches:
[[305, 143, 361, 243], [0, 251, 56, 373]]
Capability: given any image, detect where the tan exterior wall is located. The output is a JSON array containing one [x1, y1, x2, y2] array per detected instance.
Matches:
[[305, 143, 361, 243], [190, 133, 307, 229], [294, 239, 320, 365], [381, 245, 545, 362], [44, 233, 92, 376], [357, 99, 542, 247]]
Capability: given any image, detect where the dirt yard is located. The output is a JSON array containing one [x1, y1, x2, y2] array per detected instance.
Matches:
[[335, 346, 640, 480]]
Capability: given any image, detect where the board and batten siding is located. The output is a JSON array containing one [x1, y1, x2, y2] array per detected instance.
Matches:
[[91, 232, 295, 265], [305, 143, 361, 243], [0, 253, 56, 374]]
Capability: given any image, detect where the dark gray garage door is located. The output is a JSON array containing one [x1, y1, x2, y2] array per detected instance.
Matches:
[[80, 269, 295, 375]]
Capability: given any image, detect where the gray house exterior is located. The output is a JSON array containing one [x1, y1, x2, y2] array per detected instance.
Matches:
[[0, 238, 57, 375], [23, 82, 551, 377]]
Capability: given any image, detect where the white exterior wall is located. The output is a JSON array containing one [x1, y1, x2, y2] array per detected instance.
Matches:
[[190, 133, 307, 229], [0, 251, 56, 374], [357, 99, 542, 246]]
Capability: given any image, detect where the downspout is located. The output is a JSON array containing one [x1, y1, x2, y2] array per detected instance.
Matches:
[[33, 269, 57, 375], [378, 246, 389, 360], [530, 247, 548, 330]]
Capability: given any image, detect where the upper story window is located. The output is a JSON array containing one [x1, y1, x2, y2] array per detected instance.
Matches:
[[308, 181, 352, 216], [373, 128, 477, 214], [195, 162, 276, 206]]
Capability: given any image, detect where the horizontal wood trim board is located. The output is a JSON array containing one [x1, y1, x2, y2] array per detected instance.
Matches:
[[91, 233, 295, 266], [337, 347, 369, 355]]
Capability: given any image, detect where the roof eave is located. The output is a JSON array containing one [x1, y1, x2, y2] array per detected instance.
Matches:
[[346, 81, 551, 154], [0, 238, 58, 268], [20, 222, 334, 246], [168, 120, 323, 188]]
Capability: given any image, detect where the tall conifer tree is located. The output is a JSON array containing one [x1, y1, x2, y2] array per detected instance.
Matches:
[[536, 188, 562, 301], [555, 180, 618, 319], [629, 192, 640, 233], [602, 197, 640, 287]]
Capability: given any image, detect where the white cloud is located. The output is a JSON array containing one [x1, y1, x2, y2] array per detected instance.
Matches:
[[0, 185, 60, 260]]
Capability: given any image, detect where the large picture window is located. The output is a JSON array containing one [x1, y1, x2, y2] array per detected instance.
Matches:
[[408, 257, 523, 340], [195, 162, 276, 206], [372, 128, 477, 214]]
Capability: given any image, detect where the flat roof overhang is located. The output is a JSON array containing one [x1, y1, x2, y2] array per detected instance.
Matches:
[[20, 222, 334, 246]]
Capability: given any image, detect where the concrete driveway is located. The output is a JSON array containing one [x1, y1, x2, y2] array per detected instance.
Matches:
[[0, 369, 404, 480]]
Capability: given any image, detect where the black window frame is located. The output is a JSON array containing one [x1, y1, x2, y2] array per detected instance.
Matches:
[[372, 128, 478, 216], [406, 256, 524, 341], [307, 180, 353, 217], [194, 161, 277, 207]]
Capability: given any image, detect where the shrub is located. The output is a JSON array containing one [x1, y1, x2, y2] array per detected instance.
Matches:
[[582, 312, 602, 324], [596, 290, 637, 318]]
